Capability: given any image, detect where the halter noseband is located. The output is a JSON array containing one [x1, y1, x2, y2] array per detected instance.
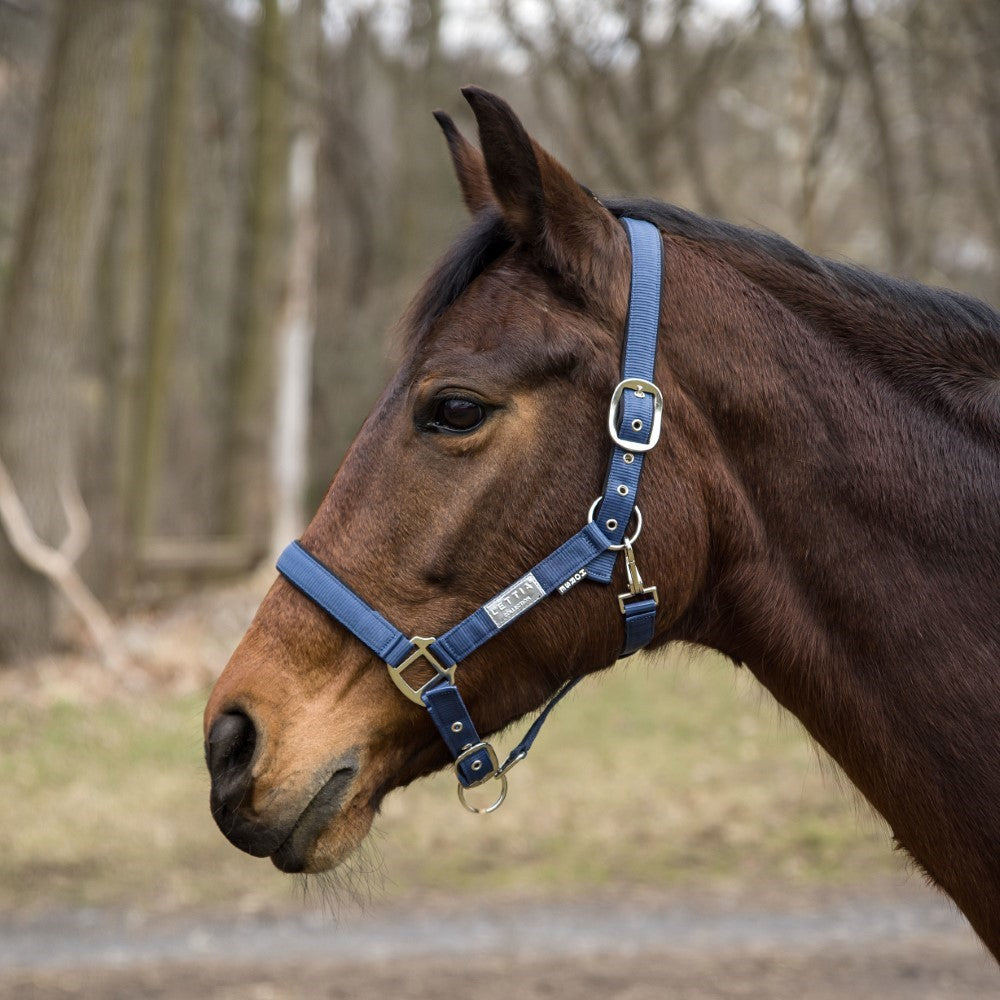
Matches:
[[276, 218, 664, 812]]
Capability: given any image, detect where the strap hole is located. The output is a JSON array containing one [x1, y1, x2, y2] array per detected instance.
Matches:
[[471, 760, 483, 772], [606, 518, 618, 532], [631, 419, 643, 432], [617, 485, 628, 496], [623, 453, 635, 464], [451, 721, 463, 733]]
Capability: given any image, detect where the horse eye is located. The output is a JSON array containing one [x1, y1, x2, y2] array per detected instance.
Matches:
[[431, 397, 486, 433]]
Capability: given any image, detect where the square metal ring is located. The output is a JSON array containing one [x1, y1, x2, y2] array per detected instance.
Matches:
[[387, 636, 455, 706]]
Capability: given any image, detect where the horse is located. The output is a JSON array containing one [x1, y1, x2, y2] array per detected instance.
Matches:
[[204, 87, 1000, 959]]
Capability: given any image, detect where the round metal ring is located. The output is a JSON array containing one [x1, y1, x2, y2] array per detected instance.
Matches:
[[587, 497, 643, 550], [457, 773, 508, 814]]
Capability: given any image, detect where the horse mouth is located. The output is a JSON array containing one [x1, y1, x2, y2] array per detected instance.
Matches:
[[269, 763, 358, 874]]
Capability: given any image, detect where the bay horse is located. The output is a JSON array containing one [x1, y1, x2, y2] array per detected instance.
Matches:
[[205, 88, 1000, 959]]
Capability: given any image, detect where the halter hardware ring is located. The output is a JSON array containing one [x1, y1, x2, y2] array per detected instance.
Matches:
[[587, 498, 643, 551], [455, 741, 508, 814], [388, 636, 455, 706], [608, 378, 663, 452]]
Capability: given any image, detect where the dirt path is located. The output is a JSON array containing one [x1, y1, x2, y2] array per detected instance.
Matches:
[[1, 886, 996, 999]]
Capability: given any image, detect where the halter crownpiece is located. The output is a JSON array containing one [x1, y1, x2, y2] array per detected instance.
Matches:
[[276, 217, 664, 813]]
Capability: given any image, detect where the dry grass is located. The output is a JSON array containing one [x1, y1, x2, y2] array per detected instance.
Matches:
[[0, 599, 905, 917]]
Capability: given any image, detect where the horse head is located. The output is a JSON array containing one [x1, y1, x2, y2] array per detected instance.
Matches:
[[203, 88, 713, 874]]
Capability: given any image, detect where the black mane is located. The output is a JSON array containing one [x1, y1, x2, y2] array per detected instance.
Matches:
[[408, 208, 511, 345]]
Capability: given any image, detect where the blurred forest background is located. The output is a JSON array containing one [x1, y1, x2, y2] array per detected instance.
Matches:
[[1, 0, 998, 667]]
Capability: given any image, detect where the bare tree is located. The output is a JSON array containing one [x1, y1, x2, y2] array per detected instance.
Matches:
[[842, 0, 908, 271], [271, 0, 323, 555], [797, 0, 846, 249], [223, 0, 289, 551], [0, 0, 131, 659], [131, 0, 198, 541]]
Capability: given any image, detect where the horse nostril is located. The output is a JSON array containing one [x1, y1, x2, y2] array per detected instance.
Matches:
[[207, 710, 257, 783]]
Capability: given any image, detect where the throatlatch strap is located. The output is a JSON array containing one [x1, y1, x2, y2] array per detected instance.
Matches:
[[588, 217, 663, 583]]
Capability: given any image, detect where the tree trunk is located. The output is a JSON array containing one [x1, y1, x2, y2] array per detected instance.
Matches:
[[222, 0, 288, 552], [842, 0, 909, 272], [81, 0, 158, 605], [0, 0, 130, 660], [130, 0, 197, 541], [271, 0, 322, 556]]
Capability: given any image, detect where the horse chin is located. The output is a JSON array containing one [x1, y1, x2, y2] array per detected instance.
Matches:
[[269, 792, 375, 875]]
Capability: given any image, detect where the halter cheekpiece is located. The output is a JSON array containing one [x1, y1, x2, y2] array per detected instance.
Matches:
[[277, 218, 664, 813]]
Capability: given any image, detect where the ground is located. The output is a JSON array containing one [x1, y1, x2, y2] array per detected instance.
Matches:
[[1, 886, 995, 999]]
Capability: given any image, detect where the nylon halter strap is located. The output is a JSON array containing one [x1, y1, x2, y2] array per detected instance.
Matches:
[[276, 217, 664, 813]]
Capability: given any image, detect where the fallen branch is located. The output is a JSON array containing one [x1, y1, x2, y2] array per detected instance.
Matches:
[[0, 453, 131, 676]]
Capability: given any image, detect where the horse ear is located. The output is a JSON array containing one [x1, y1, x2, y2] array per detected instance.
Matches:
[[460, 86, 627, 298], [433, 110, 496, 215]]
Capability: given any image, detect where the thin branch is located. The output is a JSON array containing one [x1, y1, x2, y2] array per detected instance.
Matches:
[[56, 471, 91, 565], [0, 455, 131, 675]]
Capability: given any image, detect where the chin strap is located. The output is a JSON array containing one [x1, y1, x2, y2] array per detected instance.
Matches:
[[276, 217, 664, 812]]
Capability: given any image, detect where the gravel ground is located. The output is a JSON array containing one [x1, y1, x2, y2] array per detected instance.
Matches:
[[1, 886, 995, 999]]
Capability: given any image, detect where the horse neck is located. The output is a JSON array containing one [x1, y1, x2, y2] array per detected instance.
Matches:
[[654, 236, 1000, 950]]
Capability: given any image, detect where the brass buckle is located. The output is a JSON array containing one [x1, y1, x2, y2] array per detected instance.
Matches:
[[607, 378, 663, 452], [455, 742, 509, 814], [387, 637, 455, 706]]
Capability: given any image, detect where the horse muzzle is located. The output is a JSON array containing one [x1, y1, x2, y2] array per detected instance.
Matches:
[[205, 708, 359, 872]]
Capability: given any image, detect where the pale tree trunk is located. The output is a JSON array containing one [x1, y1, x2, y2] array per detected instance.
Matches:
[[271, 0, 323, 557], [224, 0, 288, 552], [0, 0, 130, 661]]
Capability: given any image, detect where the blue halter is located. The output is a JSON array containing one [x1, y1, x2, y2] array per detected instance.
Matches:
[[276, 218, 663, 812]]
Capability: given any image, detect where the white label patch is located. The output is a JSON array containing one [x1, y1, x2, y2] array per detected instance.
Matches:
[[485, 572, 544, 629]]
